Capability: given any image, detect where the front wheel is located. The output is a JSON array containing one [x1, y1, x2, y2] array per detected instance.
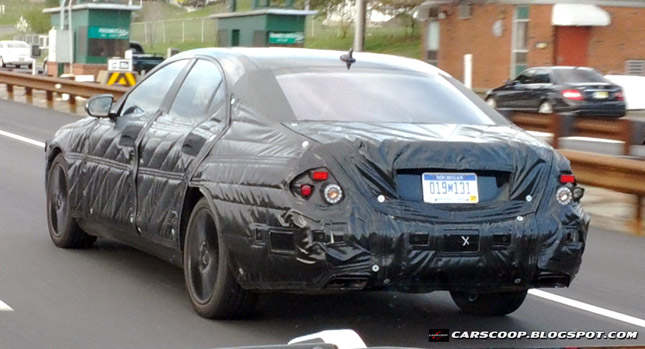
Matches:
[[0, 57, 6, 68], [450, 289, 528, 316], [183, 197, 257, 319], [46, 154, 96, 248]]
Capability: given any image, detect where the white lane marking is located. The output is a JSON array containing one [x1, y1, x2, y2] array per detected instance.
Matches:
[[0, 129, 45, 148], [529, 289, 645, 329], [0, 299, 13, 311]]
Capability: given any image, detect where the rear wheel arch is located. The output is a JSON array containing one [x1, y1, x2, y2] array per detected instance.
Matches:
[[46, 146, 63, 181], [179, 185, 209, 252]]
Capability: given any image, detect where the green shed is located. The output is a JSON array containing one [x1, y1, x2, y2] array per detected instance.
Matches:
[[211, 9, 316, 47], [43, 1, 140, 76]]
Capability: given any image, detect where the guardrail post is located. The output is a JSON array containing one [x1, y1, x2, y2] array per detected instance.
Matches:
[[68, 95, 76, 113], [550, 113, 562, 149], [619, 119, 632, 156], [46, 91, 54, 109], [6, 84, 13, 100], [637, 195, 643, 235], [25, 87, 33, 104]]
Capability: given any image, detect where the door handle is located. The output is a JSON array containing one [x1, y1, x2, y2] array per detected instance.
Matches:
[[119, 123, 144, 147], [181, 133, 207, 156]]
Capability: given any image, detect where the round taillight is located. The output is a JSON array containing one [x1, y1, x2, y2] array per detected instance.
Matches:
[[300, 184, 313, 198], [323, 184, 343, 204], [556, 187, 572, 205]]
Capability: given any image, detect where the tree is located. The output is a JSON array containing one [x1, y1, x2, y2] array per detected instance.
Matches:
[[308, 0, 355, 38], [373, 0, 422, 35], [16, 16, 30, 34], [24, 9, 52, 34]]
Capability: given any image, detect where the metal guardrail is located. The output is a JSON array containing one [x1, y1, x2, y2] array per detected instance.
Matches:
[[0, 70, 129, 113], [506, 111, 645, 156], [560, 150, 644, 234]]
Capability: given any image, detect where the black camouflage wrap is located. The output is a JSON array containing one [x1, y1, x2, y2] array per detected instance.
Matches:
[[46, 48, 589, 294]]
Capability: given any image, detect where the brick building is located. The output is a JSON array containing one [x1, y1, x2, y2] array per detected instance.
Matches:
[[417, 0, 645, 89]]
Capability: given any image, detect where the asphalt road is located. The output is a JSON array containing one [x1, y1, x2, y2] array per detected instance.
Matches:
[[0, 99, 644, 349]]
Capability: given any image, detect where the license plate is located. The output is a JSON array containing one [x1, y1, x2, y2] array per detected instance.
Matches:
[[422, 173, 479, 204], [593, 91, 609, 99], [18, 57, 25, 61]]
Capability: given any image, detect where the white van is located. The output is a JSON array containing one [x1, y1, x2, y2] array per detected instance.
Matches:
[[0, 41, 32, 68]]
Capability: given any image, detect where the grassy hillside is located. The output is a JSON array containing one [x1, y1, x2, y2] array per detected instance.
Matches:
[[0, 0, 46, 26], [134, 0, 420, 59], [1, 0, 421, 60]]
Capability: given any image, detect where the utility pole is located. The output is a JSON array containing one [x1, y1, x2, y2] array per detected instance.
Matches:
[[353, 0, 366, 51]]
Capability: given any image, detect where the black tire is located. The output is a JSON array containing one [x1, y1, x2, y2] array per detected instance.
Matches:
[[46, 154, 96, 248], [450, 289, 528, 316], [0, 57, 5, 68], [27, 63, 33, 69], [183, 197, 257, 319]]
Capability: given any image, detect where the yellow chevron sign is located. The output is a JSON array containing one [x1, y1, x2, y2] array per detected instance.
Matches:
[[107, 72, 137, 87]]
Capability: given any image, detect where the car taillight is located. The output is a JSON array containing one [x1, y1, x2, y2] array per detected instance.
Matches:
[[323, 184, 343, 204], [300, 184, 313, 198], [291, 168, 343, 204], [311, 171, 329, 181], [556, 173, 584, 204], [562, 89, 584, 101], [615, 91, 625, 101]]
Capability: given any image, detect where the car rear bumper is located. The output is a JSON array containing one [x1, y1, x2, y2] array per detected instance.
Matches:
[[558, 101, 626, 118], [225, 204, 589, 294]]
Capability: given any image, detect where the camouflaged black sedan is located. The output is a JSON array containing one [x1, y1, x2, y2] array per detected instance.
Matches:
[[45, 48, 589, 319]]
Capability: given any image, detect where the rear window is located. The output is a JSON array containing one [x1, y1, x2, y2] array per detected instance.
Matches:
[[276, 70, 507, 125], [7, 42, 29, 48], [553, 69, 606, 83]]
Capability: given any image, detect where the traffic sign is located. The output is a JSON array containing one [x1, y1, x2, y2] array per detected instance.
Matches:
[[107, 72, 137, 87]]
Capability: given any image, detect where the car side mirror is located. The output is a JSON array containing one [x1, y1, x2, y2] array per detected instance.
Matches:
[[85, 94, 115, 118], [505, 79, 516, 86]]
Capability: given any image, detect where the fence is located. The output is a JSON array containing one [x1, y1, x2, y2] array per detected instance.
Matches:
[[504, 111, 645, 157], [0, 70, 128, 113], [130, 17, 218, 47]]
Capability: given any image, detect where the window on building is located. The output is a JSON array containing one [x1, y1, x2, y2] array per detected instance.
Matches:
[[511, 5, 529, 77], [426, 21, 440, 66], [458, 4, 472, 19]]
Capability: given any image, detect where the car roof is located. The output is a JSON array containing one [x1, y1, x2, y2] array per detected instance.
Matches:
[[0, 40, 29, 44], [528, 66, 595, 71], [171, 47, 443, 76]]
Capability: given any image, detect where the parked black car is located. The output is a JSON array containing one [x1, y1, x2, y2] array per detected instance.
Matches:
[[485, 66, 626, 117], [45, 48, 589, 319]]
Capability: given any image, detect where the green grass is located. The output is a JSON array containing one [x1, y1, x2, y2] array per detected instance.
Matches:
[[306, 23, 420, 59], [0, 0, 46, 26]]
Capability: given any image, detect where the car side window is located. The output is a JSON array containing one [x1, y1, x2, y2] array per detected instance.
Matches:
[[168, 59, 224, 121], [514, 69, 534, 84], [121, 59, 189, 116], [532, 70, 551, 84]]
